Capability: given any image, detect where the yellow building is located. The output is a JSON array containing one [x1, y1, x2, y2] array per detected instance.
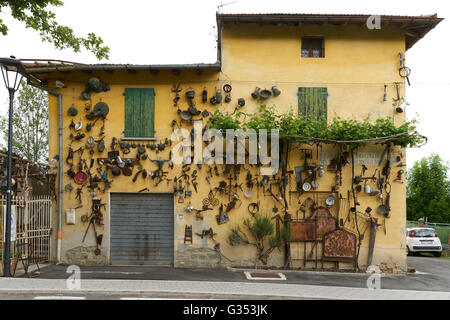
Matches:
[[23, 13, 442, 273]]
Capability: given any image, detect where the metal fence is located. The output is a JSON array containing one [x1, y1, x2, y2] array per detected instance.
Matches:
[[1, 195, 52, 264], [406, 221, 450, 246]]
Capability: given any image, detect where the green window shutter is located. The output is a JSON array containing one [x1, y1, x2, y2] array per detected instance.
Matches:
[[298, 87, 328, 121], [124, 88, 155, 137]]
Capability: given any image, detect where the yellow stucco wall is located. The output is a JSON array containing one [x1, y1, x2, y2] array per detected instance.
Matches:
[[46, 22, 408, 272]]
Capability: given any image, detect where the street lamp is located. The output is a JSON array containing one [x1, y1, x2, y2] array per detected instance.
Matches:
[[0, 56, 27, 277]]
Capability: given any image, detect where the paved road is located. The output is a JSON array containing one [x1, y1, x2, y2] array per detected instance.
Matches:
[[18, 255, 450, 291], [3, 254, 448, 300]]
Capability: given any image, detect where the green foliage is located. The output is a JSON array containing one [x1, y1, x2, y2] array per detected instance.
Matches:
[[208, 104, 423, 148], [280, 224, 291, 244], [0, 81, 49, 163], [227, 213, 285, 266], [209, 109, 241, 131], [227, 226, 246, 246], [245, 105, 279, 132], [0, 0, 109, 59], [244, 215, 274, 240], [407, 154, 450, 223]]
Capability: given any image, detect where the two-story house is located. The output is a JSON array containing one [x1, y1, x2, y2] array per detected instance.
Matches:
[[22, 13, 442, 273]]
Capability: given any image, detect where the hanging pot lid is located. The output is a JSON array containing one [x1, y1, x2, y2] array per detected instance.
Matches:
[[93, 102, 109, 118], [302, 182, 311, 192], [325, 195, 335, 207], [74, 171, 88, 184], [180, 110, 192, 120], [74, 121, 82, 131], [244, 189, 253, 198], [68, 104, 78, 117]]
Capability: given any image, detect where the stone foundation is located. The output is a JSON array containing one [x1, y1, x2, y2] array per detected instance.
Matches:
[[65, 246, 107, 266]]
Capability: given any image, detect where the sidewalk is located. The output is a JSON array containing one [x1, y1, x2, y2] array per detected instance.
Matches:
[[0, 278, 449, 300]]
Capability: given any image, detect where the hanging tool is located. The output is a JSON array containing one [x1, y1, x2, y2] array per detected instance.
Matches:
[[399, 52, 411, 86]]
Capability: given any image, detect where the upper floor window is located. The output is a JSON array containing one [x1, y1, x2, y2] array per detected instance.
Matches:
[[298, 87, 328, 121], [124, 88, 155, 138], [301, 37, 325, 58]]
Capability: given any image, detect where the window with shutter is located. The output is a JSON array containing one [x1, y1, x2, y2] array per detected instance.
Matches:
[[124, 88, 155, 138], [298, 87, 328, 121]]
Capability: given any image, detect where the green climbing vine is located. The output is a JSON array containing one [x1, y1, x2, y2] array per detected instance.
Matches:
[[208, 105, 425, 149]]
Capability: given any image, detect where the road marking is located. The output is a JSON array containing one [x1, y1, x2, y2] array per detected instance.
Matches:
[[80, 271, 144, 275], [120, 297, 190, 300], [34, 296, 86, 300], [412, 270, 431, 275], [244, 272, 287, 281]]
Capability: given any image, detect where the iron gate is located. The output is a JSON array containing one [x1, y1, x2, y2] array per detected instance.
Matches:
[[1, 195, 52, 264]]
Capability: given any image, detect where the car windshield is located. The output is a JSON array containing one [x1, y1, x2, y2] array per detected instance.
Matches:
[[414, 229, 436, 238]]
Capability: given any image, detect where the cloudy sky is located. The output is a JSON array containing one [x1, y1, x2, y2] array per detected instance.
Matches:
[[0, 0, 449, 170]]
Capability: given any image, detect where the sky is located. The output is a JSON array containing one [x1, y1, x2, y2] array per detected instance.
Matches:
[[0, 0, 449, 170]]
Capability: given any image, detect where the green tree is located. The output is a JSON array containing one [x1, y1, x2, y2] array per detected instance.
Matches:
[[0, 0, 109, 60], [407, 154, 450, 223], [0, 80, 48, 163]]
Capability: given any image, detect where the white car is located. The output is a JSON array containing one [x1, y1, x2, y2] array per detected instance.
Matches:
[[406, 228, 442, 257]]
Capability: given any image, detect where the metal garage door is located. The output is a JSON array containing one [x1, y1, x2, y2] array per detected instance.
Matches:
[[110, 193, 174, 265]]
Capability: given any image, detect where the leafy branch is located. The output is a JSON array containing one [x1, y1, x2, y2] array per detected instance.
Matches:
[[0, 0, 110, 60], [228, 214, 289, 267], [208, 104, 425, 149]]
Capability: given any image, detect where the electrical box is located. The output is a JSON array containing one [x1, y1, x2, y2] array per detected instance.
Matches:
[[66, 208, 76, 225]]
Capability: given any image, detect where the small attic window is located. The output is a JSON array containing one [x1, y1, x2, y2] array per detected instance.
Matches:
[[301, 37, 325, 58]]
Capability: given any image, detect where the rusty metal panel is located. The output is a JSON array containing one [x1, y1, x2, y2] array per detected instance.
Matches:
[[110, 193, 174, 265], [307, 207, 337, 240], [290, 221, 316, 241], [323, 229, 356, 260]]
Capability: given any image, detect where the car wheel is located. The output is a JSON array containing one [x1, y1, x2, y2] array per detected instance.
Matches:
[[407, 247, 412, 256], [433, 252, 442, 257]]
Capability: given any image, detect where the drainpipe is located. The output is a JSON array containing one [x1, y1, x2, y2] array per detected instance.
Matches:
[[27, 81, 63, 263]]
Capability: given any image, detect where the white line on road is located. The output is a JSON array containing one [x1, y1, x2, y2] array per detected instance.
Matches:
[[244, 272, 287, 281], [120, 297, 191, 300], [33, 296, 86, 300], [80, 271, 145, 275]]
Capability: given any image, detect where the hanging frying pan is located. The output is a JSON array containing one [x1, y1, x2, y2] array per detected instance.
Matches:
[[93, 102, 109, 118], [74, 171, 88, 185]]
